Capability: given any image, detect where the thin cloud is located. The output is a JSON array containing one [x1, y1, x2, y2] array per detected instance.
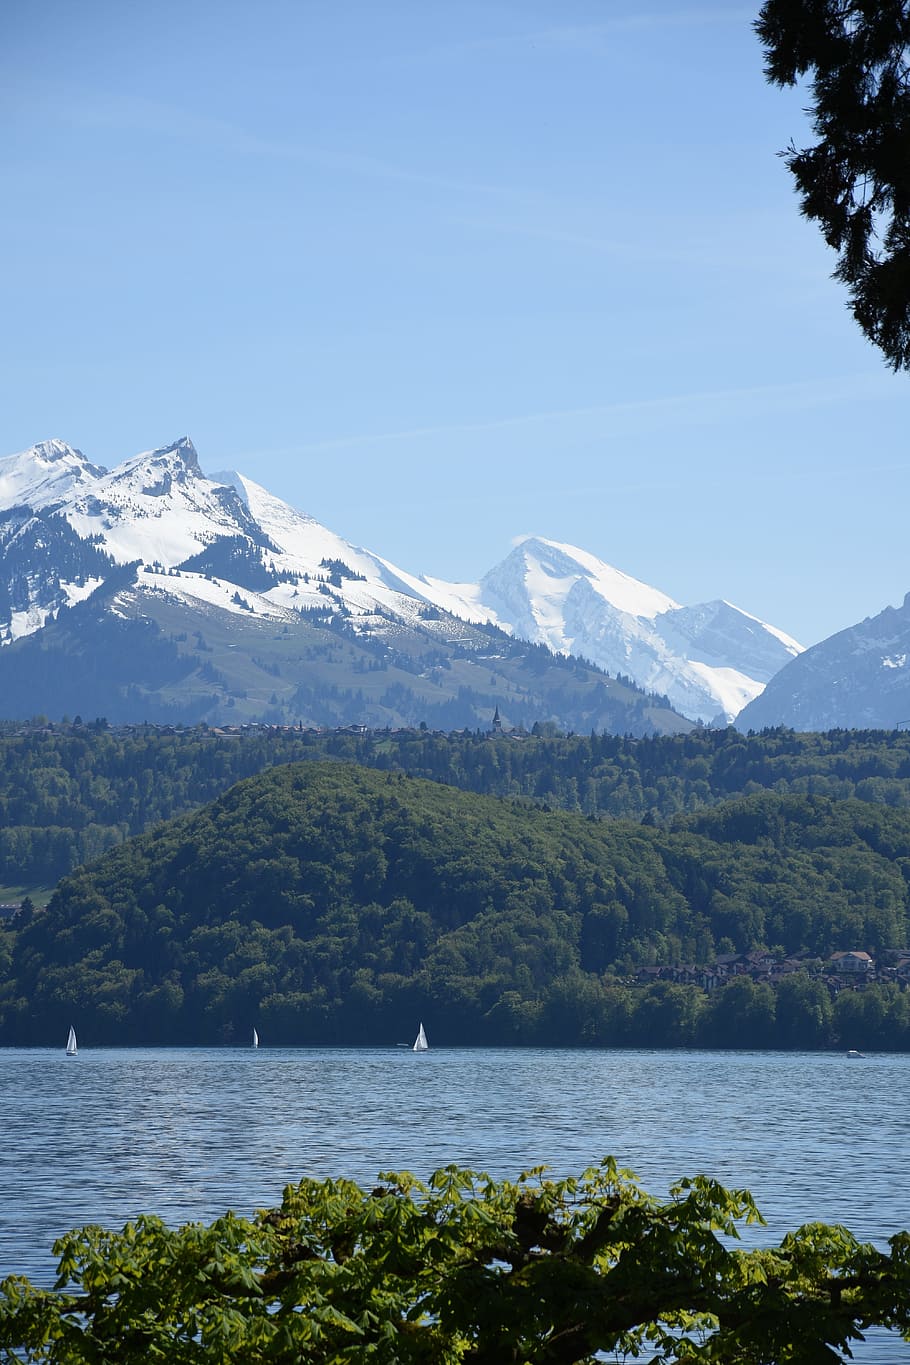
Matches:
[[40, 88, 519, 201], [392, 9, 753, 64], [323, 476, 689, 521], [228, 371, 898, 462], [450, 208, 829, 275], [510, 9, 754, 48]]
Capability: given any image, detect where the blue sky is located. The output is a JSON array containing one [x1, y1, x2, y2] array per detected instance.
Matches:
[[2, 1, 906, 646]]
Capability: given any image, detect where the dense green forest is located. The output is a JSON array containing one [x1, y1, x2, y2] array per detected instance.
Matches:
[[4, 761, 910, 1049], [4, 721, 910, 892]]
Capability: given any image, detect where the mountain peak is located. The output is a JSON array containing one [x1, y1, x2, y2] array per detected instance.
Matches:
[[510, 536, 594, 578], [30, 438, 86, 464], [0, 439, 108, 510], [484, 536, 678, 622], [155, 437, 200, 471]]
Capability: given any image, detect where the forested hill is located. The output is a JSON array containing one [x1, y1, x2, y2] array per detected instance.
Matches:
[[4, 722, 910, 893], [4, 762, 910, 1048]]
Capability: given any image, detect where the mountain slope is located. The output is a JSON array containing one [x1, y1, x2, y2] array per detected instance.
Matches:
[[737, 593, 910, 731], [0, 559, 691, 733]]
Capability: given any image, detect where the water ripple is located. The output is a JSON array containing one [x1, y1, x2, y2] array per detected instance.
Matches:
[[2, 1046, 908, 1360]]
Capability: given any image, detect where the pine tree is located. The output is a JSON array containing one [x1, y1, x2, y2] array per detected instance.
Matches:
[[756, 0, 910, 369]]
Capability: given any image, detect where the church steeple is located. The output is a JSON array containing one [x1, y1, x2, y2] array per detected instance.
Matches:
[[491, 705, 502, 733]]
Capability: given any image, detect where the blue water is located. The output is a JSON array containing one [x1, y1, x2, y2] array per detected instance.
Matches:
[[2, 1046, 909, 1357]]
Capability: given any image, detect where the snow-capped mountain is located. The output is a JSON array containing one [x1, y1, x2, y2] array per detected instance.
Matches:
[[417, 537, 802, 723], [0, 437, 443, 644], [0, 437, 800, 728], [737, 593, 910, 732]]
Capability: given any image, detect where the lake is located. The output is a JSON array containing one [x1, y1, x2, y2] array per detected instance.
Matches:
[[2, 1046, 909, 1358]]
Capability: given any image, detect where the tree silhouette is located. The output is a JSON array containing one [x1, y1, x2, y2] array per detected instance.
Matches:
[[757, 0, 910, 369]]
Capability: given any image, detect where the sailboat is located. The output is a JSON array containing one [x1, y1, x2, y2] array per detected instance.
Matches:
[[412, 1022, 428, 1053], [252, 1027, 259, 1049], [65, 1026, 77, 1057]]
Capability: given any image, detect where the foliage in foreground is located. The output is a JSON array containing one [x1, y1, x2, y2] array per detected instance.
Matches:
[[3, 1161, 910, 1363]]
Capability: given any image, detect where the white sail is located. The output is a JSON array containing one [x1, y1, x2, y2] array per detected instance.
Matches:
[[252, 1027, 259, 1048], [66, 1026, 77, 1056], [412, 1022, 428, 1052]]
